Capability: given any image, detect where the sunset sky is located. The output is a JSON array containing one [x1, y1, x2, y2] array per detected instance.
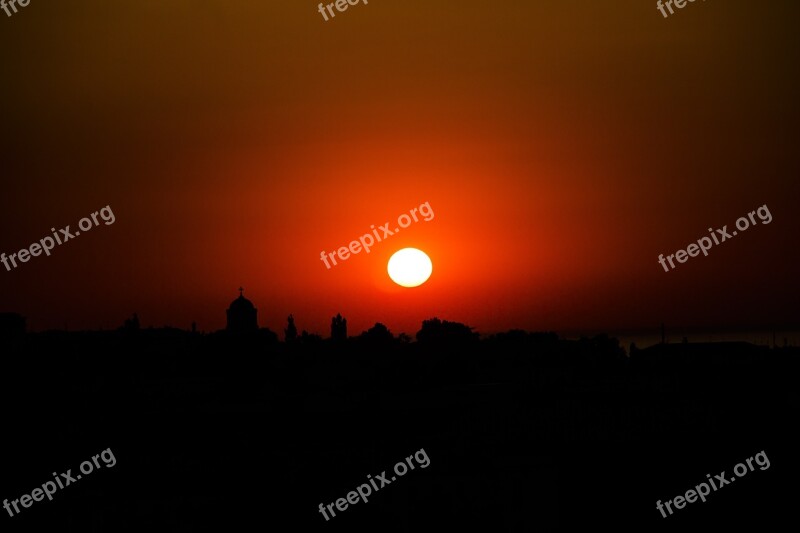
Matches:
[[1, 1, 798, 337]]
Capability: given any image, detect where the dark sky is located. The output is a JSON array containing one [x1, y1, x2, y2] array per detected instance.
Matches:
[[1, 0, 799, 335]]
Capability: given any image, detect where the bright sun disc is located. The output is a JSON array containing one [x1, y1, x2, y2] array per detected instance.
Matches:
[[387, 248, 432, 287]]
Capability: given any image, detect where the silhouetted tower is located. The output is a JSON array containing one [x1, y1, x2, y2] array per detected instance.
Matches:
[[285, 314, 297, 343], [331, 313, 347, 341], [226, 287, 258, 333]]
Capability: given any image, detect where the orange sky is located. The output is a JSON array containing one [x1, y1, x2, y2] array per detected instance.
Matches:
[[1, 0, 799, 336]]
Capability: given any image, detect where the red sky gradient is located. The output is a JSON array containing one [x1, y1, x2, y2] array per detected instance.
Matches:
[[1, 1, 799, 336]]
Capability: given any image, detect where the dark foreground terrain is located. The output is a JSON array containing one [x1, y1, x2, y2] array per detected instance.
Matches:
[[2, 329, 798, 532]]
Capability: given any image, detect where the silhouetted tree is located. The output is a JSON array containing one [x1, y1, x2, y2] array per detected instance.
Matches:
[[331, 313, 347, 341], [360, 322, 394, 344], [285, 314, 297, 343], [416, 317, 479, 345]]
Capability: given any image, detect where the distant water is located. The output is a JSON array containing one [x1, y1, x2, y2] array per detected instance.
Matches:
[[560, 329, 800, 351]]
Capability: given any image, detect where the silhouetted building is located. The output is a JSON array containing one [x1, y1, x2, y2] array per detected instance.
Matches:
[[226, 288, 258, 333], [331, 313, 347, 341]]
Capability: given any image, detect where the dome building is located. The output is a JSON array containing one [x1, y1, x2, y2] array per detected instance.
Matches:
[[226, 287, 258, 333]]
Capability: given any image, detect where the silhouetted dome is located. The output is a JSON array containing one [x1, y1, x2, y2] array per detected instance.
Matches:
[[226, 288, 258, 333], [229, 294, 255, 313]]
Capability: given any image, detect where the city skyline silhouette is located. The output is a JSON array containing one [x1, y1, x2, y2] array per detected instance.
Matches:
[[3, 1, 799, 531]]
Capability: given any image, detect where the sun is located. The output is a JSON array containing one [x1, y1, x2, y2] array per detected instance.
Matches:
[[387, 248, 433, 287]]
